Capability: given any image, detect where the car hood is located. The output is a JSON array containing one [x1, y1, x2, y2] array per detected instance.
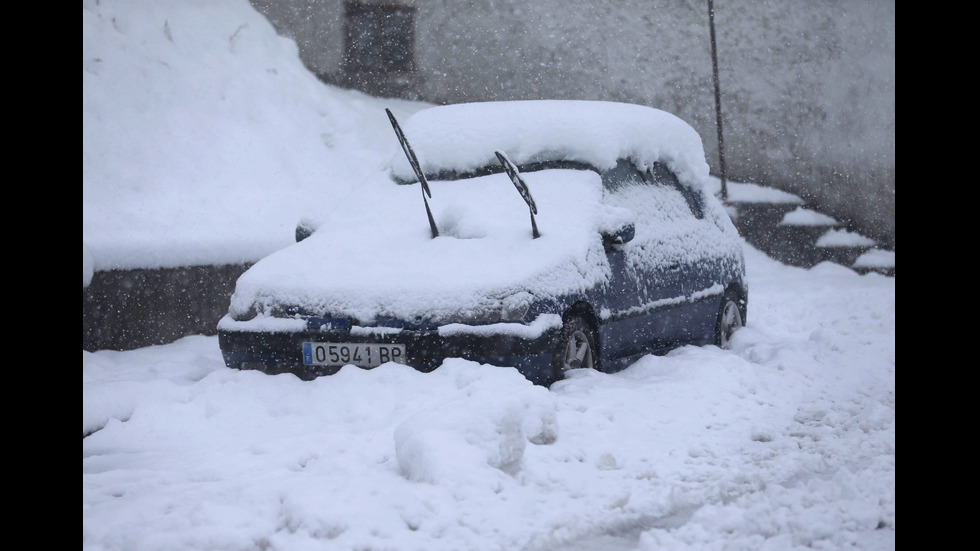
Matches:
[[227, 169, 623, 324]]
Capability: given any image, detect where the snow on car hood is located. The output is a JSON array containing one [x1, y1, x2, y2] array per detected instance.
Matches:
[[226, 169, 618, 324], [388, 100, 711, 190]]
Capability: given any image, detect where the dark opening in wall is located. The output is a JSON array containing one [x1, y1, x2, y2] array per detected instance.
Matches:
[[344, 1, 415, 72], [342, 0, 421, 98]]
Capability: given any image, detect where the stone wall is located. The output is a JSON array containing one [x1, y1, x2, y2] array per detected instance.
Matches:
[[82, 263, 251, 352]]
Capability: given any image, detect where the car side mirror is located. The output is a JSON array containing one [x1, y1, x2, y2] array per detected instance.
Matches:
[[295, 216, 322, 242], [602, 223, 635, 249]]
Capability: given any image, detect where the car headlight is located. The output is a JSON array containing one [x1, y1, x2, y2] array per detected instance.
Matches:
[[229, 301, 259, 322], [232, 307, 257, 322], [229, 299, 303, 322], [436, 292, 533, 324]]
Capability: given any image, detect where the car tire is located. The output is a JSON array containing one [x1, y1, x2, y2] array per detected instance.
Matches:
[[549, 315, 597, 386], [714, 291, 744, 349]]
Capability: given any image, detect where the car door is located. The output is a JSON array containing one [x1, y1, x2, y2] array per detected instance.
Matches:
[[597, 159, 689, 361], [641, 162, 720, 345]]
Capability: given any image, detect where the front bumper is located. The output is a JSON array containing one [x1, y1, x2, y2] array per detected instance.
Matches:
[[217, 317, 562, 386]]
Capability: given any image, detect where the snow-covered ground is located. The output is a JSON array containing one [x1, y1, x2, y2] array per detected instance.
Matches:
[[82, 1, 895, 549], [82, 245, 895, 551]]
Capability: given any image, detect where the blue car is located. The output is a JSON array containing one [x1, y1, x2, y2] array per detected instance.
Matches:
[[218, 100, 747, 386]]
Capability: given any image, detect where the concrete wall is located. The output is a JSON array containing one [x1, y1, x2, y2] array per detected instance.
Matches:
[[83, 264, 251, 352], [250, 0, 895, 248]]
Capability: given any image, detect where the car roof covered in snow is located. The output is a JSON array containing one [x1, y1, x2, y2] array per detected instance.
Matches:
[[387, 100, 711, 189]]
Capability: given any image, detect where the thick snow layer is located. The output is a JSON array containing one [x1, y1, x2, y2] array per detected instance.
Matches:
[[82, 0, 431, 272], [704, 177, 805, 205], [853, 248, 896, 269], [388, 100, 711, 191], [84, 246, 895, 551], [816, 228, 877, 248], [778, 207, 839, 227]]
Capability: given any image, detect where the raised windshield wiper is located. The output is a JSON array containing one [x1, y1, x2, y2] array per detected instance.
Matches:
[[495, 150, 540, 239], [386, 108, 439, 238]]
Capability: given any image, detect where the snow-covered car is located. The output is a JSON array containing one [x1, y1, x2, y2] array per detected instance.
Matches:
[[217, 100, 747, 386]]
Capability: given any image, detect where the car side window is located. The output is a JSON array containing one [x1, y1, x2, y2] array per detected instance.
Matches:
[[602, 158, 703, 243], [645, 162, 704, 219], [600, 158, 645, 192]]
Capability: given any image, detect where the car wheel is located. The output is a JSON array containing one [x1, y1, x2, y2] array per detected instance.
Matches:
[[549, 315, 597, 385], [714, 292, 744, 349]]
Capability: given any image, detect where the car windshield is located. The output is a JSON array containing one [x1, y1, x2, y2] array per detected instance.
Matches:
[[391, 159, 599, 185]]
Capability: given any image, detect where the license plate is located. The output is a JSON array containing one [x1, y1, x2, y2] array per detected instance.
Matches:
[[302, 342, 406, 367]]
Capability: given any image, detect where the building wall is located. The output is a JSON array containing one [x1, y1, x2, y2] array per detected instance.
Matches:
[[250, 0, 895, 248], [83, 264, 251, 351]]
